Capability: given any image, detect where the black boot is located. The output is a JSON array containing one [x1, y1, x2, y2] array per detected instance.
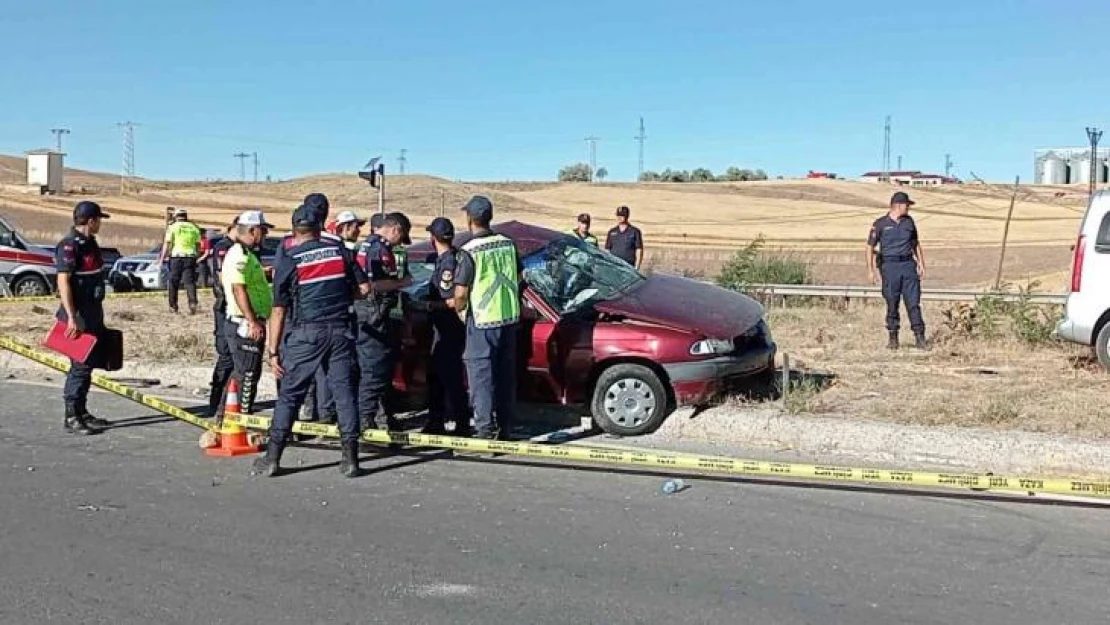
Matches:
[[64, 404, 101, 435], [914, 332, 928, 350], [77, 400, 109, 428], [251, 439, 285, 477], [887, 331, 899, 350], [339, 440, 360, 478]]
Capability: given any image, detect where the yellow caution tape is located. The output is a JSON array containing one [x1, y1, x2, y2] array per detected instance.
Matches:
[[0, 289, 212, 305], [0, 336, 216, 431], [4, 333, 1110, 500]]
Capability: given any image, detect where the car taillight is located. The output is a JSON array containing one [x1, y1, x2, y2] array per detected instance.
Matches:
[[1071, 234, 1086, 293]]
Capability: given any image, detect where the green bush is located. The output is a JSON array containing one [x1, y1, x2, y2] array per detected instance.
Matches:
[[715, 235, 811, 291]]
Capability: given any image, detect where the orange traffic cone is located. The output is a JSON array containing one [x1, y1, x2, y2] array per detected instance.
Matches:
[[205, 378, 262, 457]]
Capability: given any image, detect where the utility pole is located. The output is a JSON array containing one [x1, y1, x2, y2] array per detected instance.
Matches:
[[584, 136, 599, 182], [50, 128, 70, 153], [945, 153, 954, 178], [881, 115, 892, 182], [398, 148, 407, 174], [635, 117, 646, 181], [897, 155, 903, 171], [233, 152, 249, 182], [252, 152, 259, 182], [117, 122, 138, 195], [1087, 127, 1102, 199]]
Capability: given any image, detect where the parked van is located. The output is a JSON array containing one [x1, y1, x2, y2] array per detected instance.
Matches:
[[1055, 190, 1110, 370], [0, 215, 56, 297]]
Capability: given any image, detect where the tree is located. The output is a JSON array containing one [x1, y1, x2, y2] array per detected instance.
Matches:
[[753, 169, 769, 181], [595, 167, 608, 182], [659, 168, 689, 183], [690, 167, 715, 182], [638, 170, 661, 182], [558, 163, 592, 182], [722, 166, 746, 182]]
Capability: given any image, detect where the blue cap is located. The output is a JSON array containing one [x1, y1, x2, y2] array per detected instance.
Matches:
[[890, 191, 915, 206], [303, 193, 330, 221], [73, 201, 109, 220], [291, 204, 322, 228], [426, 217, 455, 240], [461, 195, 494, 221]]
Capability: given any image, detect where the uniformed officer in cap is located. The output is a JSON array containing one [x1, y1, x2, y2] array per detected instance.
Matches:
[[355, 213, 411, 431], [568, 213, 598, 246], [254, 204, 369, 478], [422, 217, 472, 436], [55, 201, 112, 435], [158, 207, 204, 314], [454, 195, 523, 440], [867, 191, 928, 350], [204, 216, 239, 419], [222, 210, 275, 415]]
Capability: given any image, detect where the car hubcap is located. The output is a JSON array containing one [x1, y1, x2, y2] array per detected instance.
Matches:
[[17, 280, 44, 296], [603, 378, 656, 428]]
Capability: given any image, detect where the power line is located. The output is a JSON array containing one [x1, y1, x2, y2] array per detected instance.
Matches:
[[398, 148, 408, 174], [584, 136, 598, 182], [635, 117, 646, 181], [117, 122, 138, 194], [50, 128, 70, 153], [252, 152, 259, 183], [233, 152, 250, 182]]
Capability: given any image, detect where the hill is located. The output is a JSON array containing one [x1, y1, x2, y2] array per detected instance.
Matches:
[[0, 156, 1086, 288]]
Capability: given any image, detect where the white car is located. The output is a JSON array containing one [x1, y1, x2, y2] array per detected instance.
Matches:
[[1055, 189, 1110, 369], [109, 249, 165, 291], [0, 215, 56, 297]]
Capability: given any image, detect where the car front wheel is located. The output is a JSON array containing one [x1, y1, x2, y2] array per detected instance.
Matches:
[[10, 274, 49, 297], [590, 363, 669, 436], [1095, 323, 1110, 372]]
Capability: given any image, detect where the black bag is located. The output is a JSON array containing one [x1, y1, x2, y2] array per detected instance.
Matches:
[[90, 328, 124, 372]]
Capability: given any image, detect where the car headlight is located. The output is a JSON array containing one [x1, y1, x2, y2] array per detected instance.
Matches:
[[689, 338, 733, 356]]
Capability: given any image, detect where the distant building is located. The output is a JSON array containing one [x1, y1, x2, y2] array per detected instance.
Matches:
[[1033, 147, 1110, 185], [860, 170, 960, 186], [25, 149, 64, 194], [806, 170, 838, 179]]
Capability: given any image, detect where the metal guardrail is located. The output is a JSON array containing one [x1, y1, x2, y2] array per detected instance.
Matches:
[[744, 283, 1067, 305]]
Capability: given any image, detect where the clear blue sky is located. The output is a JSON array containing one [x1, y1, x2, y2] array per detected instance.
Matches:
[[0, 0, 1104, 182]]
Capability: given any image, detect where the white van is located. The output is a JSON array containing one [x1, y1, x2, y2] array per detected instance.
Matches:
[[0, 215, 56, 297], [1055, 190, 1110, 369]]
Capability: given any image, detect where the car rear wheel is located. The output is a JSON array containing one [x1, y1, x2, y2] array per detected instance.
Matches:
[[1095, 323, 1110, 372], [591, 364, 668, 436], [11, 274, 49, 297]]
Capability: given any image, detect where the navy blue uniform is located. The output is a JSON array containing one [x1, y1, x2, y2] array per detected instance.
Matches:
[[605, 225, 643, 267], [269, 237, 364, 446], [55, 228, 106, 414], [869, 214, 924, 335], [206, 236, 236, 417], [425, 248, 470, 433], [355, 234, 402, 429]]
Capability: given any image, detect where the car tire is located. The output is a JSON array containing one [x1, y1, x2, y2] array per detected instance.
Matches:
[[1096, 323, 1110, 372], [590, 363, 669, 436], [10, 274, 49, 297]]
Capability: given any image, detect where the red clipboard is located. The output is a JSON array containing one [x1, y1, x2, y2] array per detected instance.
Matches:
[[43, 320, 99, 364]]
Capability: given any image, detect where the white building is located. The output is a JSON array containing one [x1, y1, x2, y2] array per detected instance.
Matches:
[[25, 149, 64, 194], [859, 170, 959, 186], [1033, 147, 1110, 185]]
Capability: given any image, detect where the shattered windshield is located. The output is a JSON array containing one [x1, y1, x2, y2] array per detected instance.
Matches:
[[524, 236, 645, 314]]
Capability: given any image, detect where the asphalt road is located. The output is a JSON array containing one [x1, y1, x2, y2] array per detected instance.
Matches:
[[3, 379, 1110, 625]]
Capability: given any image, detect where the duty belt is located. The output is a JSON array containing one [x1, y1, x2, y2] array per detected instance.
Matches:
[[881, 255, 914, 263]]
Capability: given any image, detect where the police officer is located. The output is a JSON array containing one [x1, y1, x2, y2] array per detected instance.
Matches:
[[222, 210, 275, 414], [421, 217, 471, 436], [355, 213, 411, 431], [55, 201, 112, 435], [454, 196, 523, 440], [205, 216, 239, 419], [158, 207, 204, 314], [605, 206, 644, 269], [568, 213, 598, 246], [254, 204, 368, 478], [867, 191, 928, 350]]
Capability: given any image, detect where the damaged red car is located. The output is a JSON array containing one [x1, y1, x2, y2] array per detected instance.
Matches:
[[392, 221, 777, 436]]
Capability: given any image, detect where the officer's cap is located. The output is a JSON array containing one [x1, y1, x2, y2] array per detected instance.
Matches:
[[461, 195, 494, 221], [291, 204, 322, 228], [577, 212, 591, 225], [237, 210, 274, 229], [370, 213, 386, 230], [616, 205, 631, 217], [74, 201, 110, 221], [303, 193, 330, 220], [173, 207, 188, 218], [334, 210, 366, 227], [426, 217, 455, 241], [387, 211, 412, 245], [890, 191, 915, 206]]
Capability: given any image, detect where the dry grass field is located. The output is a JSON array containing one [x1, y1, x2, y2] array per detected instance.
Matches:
[[0, 295, 1102, 440], [0, 154, 1087, 288]]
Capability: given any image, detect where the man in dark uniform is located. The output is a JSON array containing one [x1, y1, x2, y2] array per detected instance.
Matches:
[[355, 214, 411, 431], [254, 204, 369, 478], [55, 201, 112, 435], [205, 217, 238, 419], [604, 205, 644, 269], [454, 196, 523, 440], [867, 191, 928, 350], [421, 217, 471, 436]]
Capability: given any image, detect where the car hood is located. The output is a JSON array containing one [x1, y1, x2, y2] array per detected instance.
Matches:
[[118, 253, 158, 264], [593, 273, 765, 339]]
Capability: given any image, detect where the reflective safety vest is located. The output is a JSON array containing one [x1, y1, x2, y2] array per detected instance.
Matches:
[[392, 244, 408, 279], [461, 234, 520, 329], [166, 221, 203, 257], [567, 228, 598, 246]]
